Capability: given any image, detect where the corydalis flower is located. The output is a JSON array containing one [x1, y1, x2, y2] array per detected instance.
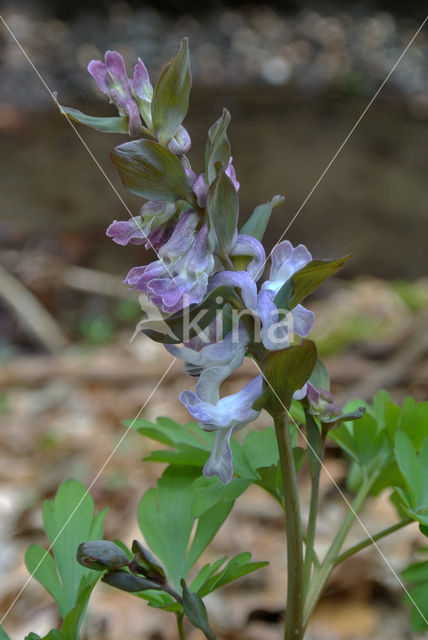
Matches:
[[166, 323, 249, 376], [210, 240, 314, 351], [181, 372, 263, 484], [88, 52, 153, 136], [125, 212, 215, 313], [106, 202, 177, 249]]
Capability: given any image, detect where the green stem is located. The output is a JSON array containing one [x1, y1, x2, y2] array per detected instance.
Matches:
[[303, 461, 321, 592], [176, 612, 186, 640], [333, 517, 413, 567], [273, 410, 305, 640], [303, 470, 378, 627]]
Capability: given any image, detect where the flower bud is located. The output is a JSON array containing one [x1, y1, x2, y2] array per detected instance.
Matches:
[[130, 540, 166, 583], [168, 125, 191, 155], [102, 571, 161, 592], [77, 540, 129, 571]]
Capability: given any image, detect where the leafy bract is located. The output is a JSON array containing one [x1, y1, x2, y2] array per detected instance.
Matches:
[[205, 109, 231, 185], [274, 255, 352, 311], [152, 38, 191, 144], [111, 139, 196, 204], [181, 580, 217, 640], [207, 168, 238, 254], [59, 106, 131, 134], [240, 195, 285, 242], [257, 340, 317, 412]]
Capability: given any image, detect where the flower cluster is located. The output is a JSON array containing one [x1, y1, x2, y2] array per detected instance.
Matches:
[[67, 41, 344, 484]]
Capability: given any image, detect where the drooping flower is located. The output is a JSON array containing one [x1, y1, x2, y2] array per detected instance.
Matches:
[[106, 202, 177, 249], [166, 323, 249, 376], [125, 212, 215, 313], [180, 373, 263, 483], [261, 240, 312, 294], [88, 51, 147, 136]]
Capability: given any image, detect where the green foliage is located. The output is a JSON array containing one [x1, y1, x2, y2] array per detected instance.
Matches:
[[181, 580, 216, 640], [275, 255, 352, 311], [24, 480, 107, 639], [59, 106, 129, 134], [207, 167, 239, 254], [205, 109, 231, 185], [401, 551, 428, 631], [152, 38, 192, 145], [256, 340, 317, 412], [137, 467, 233, 589], [0, 626, 11, 640], [329, 392, 428, 533], [111, 139, 196, 204], [190, 552, 269, 598], [240, 195, 285, 242]]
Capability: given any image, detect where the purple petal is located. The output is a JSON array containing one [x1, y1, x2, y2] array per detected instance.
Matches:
[[257, 289, 291, 351], [104, 51, 129, 88], [291, 304, 314, 338], [269, 241, 312, 286], [226, 157, 240, 191], [168, 126, 191, 155], [203, 429, 234, 484], [192, 173, 209, 207], [132, 58, 153, 101], [106, 219, 146, 245], [231, 234, 266, 279], [209, 271, 258, 311]]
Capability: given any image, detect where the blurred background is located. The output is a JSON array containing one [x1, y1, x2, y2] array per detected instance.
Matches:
[[1, 1, 428, 639]]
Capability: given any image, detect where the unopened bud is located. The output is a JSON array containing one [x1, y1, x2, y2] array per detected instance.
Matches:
[[130, 540, 166, 584], [102, 571, 160, 592], [77, 540, 129, 571]]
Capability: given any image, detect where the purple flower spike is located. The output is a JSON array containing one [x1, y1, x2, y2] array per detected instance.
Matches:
[[106, 218, 146, 246], [88, 51, 142, 136], [226, 157, 240, 191], [124, 213, 215, 313]]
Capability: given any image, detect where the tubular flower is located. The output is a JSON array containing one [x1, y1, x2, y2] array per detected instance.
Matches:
[[166, 323, 249, 376], [131, 58, 153, 128], [88, 51, 144, 136], [124, 212, 215, 313], [180, 373, 263, 484]]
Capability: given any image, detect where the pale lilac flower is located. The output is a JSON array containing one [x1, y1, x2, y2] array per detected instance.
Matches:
[[88, 51, 143, 136], [192, 173, 209, 208], [168, 126, 191, 155], [106, 218, 146, 246], [125, 212, 215, 313], [261, 241, 312, 295], [166, 324, 249, 376], [180, 374, 263, 483], [226, 157, 240, 191], [230, 234, 266, 278], [131, 58, 153, 128], [306, 383, 341, 421]]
